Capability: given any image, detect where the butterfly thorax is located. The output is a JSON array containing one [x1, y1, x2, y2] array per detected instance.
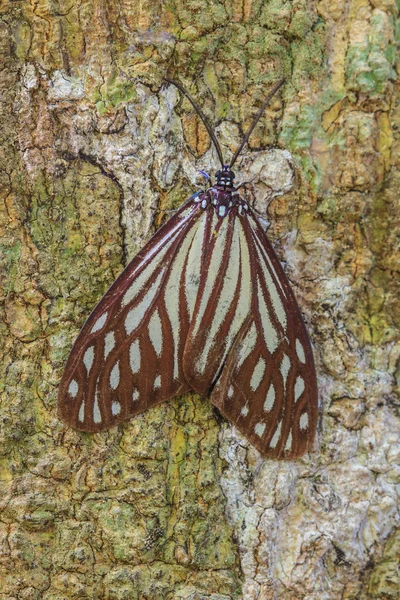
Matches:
[[215, 165, 235, 189], [195, 165, 249, 218]]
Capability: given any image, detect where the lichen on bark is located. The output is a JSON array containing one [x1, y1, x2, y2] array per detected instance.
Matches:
[[0, 0, 399, 599]]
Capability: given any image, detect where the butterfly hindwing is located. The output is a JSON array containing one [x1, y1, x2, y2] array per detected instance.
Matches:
[[209, 208, 318, 458]]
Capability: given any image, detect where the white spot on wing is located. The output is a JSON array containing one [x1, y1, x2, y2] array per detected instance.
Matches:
[[129, 340, 140, 374], [250, 357, 266, 391], [68, 379, 78, 398], [218, 205, 226, 217], [264, 384, 276, 412], [241, 404, 249, 416], [93, 391, 101, 424], [285, 431, 292, 452], [280, 354, 290, 388], [83, 346, 94, 373], [125, 269, 165, 335], [78, 402, 85, 422], [132, 388, 139, 401], [110, 362, 120, 390], [254, 422, 266, 437], [90, 312, 108, 334], [148, 310, 163, 356], [228, 386, 234, 399], [296, 339, 306, 363], [270, 420, 282, 449], [295, 376, 305, 401], [300, 413, 309, 430], [104, 332, 115, 358], [154, 375, 161, 389], [112, 401, 121, 416]]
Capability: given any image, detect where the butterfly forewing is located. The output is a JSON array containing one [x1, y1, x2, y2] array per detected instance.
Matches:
[[58, 197, 206, 431], [209, 208, 318, 458]]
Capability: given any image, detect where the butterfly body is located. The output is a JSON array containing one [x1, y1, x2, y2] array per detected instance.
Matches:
[[58, 80, 318, 458]]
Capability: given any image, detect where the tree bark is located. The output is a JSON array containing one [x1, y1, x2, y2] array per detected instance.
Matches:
[[0, 1, 399, 599]]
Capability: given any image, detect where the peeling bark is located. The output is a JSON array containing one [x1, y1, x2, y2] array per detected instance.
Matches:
[[0, 1, 399, 599]]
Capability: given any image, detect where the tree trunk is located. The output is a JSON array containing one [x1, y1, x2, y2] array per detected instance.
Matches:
[[0, 1, 399, 599]]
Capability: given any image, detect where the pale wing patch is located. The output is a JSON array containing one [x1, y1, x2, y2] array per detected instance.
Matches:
[[284, 431, 292, 452], [280, 354, 290, 388], [93, 391, 102, 424], [254, 422, 266, 437], [104, 332, 115, 358], [250, 357, 266, 391], [83, 347, 95, 373], [68, 380, 78, 398], [112, 401, 121, 416], [110, 362, 120, 390], [129, 340, 141, 374], [269, 420, 282, 449], [300, 413, 309, 430], [148, 310, 163, 357], [294, 376, 305, 401], [264, 384, 276, 412], [91, 312, 108, 334], [296, 339, 306, 363]]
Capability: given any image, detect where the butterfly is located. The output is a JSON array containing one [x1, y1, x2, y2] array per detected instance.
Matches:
[[58, 78, 318, 459]]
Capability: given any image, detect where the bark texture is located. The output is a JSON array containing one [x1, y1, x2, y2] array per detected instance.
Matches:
[[0, 0, 399, 599]]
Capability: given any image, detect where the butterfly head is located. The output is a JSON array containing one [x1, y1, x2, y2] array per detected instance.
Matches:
[[215, 165, 235, 190]]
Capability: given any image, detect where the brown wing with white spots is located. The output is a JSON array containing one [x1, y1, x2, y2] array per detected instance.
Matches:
[[209, 208, 318, 458], [58, 197, 208, 432]]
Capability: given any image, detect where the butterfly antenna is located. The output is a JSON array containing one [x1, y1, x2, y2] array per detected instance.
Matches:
[[164, 78, 225, 168], [229, 79, 285, 168]]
